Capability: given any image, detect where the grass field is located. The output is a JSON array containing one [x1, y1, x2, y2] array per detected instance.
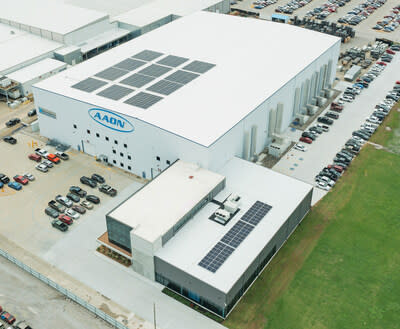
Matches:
[[370, 102, 400, 151], [225, 143, 400, 328]]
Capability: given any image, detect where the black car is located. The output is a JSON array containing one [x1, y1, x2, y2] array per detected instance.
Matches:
[[336, 152, 352, 162], [99, 184, 117, 197], [340, 149, 355, 158], [334, 161, 348, 169], [317, 117, 334, 125], [80, 176, 97, 188], [52, 219, 68, 232], [352, 130, 369, 140], [325, 112, 339, 120], [309, 126, 323, 134], [3, 136, 17, 144], [45, 207, 59, 218], [372, 111, 386, 120], [91, 173, 105, 184], [0, 174, 10, 184], [301, 131, 317, 140], [69, 186, 87, 197], [334, 156, 350, 164], [28, 109, 37, 117], [86, 194, 100, 204], [66, 192, 80, 203], [5, 118, 20, 127]]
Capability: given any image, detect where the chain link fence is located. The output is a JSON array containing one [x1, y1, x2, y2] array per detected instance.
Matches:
[[0, 248, 129, 329]]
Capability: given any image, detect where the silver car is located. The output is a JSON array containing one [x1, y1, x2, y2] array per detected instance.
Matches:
[[23, 173, 35, 181], [65, 208, 80, 219], [35, 163, 48, 172]]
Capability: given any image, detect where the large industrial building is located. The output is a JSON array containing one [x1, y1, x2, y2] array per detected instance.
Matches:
[[33, 12, 340, 179], [103, 158, 313, 317]]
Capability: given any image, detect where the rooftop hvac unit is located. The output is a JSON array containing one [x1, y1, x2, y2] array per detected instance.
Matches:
[[227, 193, 240, 203], [214, 209, 230, 222], [0, 76, 11, 88], [224, 200, 238, 214]]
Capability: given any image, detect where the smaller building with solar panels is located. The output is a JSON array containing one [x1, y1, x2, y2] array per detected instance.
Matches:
[[104, 158, 313, 317]]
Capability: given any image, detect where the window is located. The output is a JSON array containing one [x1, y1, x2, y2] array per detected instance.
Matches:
[[39, 107, 56, 119], [124, 143, 127, 148], [114, 140, 118, 145], [87, 129, 91, 134], [73, 124, 77, 129], [166, 160, 170, 165], [156, 156, 160, 161], [112, 150, 116, 154], [128, 165, 131, 170], [96, 133, 100, 138], [127, 155, 131, 160], [113, 160, 116, 164], [105, 136, 109, 141], [120, 162, 124, 167], [120, 152, 124, 157]]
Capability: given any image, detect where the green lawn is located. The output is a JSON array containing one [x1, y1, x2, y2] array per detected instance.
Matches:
[[370, 102, 400, 150], [225, 146, 400, 329]]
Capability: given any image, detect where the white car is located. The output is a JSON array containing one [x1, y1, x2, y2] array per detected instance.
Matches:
[[23, 173, 35, 181], [352, 136, 365, 144], [317, 181, 331, 191], [65, 208, 80, 219], [294, 143, 307, 152], [367, 117, 380, 124], [35, 163, 48, 172], [34, 148, 48, 157]]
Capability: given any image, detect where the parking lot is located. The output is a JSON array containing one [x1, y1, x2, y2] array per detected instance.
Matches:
[[273, 48, 400, 204]]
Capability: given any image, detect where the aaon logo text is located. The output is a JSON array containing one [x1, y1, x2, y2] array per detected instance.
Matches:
[[88, 108, 134, 133]]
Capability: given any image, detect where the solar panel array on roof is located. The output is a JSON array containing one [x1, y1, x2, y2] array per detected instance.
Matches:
[[114, 58, 146, 71], [198, 201, 272, 273], [132, 50, 164, 61], [71, 78, 107, 92], [124, 92, 163, 109], [97, 85, 134, 100], [183, 60, 216, 74], [95, 67, 128, 81], [165, 70, 199, 85], [120, 73, 155, 88], [138, 64, 172, 78], [146, 80, 183, 96], [157, 55, 189, 67]]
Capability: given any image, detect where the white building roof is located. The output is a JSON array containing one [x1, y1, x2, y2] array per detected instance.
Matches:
[[7, 58, 67, 84], [0, 0, 108, 36], [108, 161, 225, 242], [156, 157, 313, 293], [34, 11, 340, 147], [0, 24, 62, 75], [114, 0, 226, 27], [79, 28, 131, 54]]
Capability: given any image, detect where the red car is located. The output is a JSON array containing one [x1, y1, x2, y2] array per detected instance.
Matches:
[[376, 61, 387, 66], [396, 81, 400, 85], [0, 311, 16, 324], [28, 153, 41, 162], [47, 153, 60, 164], [58, 214, 73, 225], [299, 137, 312, 144], [13, 175, 28, 185], [386, 49, 395, 55]]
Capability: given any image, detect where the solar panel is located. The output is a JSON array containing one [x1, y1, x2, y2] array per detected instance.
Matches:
[[97, 85, 134, 100], [164, 70, 199, 85], [220, 221, 254, 248], [132, 50, 163, 61], [71, 78, 107, 92], [183, 61, 215, 74], [95, 67, 129, 81], [114, 58, 146, 71], [157, 55, 189, 67], [198, 242, 235, 273], [138, 64, 172, 78], [146, 80, 183, 95], [241, 201, 272, 226], [124, 92, 163, 109], [120, 73, 155, 88]]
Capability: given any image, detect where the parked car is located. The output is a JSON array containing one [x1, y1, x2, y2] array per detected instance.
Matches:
[[0, 174, 10, 184], [325, 111, 339, 119], [70, 186, 87, 197], [317, 124, 329, 132], [99, 184, 117, 196], [309, 126, 323, 134], [0, 182, 3, 189], [3, 136, 17, 144], [48, 200, 65, 213], [42, 160, 53, 168], [13, 175, 28, 185], [58, 214, 73, 225], [55, 151, 69, 160], [66, 192, 80, 203], [28, 153, 41, 162], [55, 195, 73, 208], [299, 136, 312, 144], [8, 181, 22, 190], [27, 108, 37, 117], [0, 311, 16, 324], [301, 131, 317, 140], [316, 181, 331, 191], [317, 116, 333, 125], [80, 200, 93, 209], [86, 194, 100, 204], [23, 173, 35, 181], [5, 118, 20, 128], [91, 173, 105, 184], [35, 163, 48, 172], [46, 153, 60, 164], [72, 204, 86, 214], [80, 176, 97, 188], [45, 207, 59, 218], [34, 148, 48, 157], [51, 219, 68, 232], [65, 208, 80, 219], [293, 143, 307, 152]]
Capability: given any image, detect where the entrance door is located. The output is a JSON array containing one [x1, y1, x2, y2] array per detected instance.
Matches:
[[82, 140, 96, 156]]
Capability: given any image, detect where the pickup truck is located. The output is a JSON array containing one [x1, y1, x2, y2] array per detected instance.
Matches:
[[47, 153, 60, 164], [34, 148, 48, 157], [48, 200, 66, 213]]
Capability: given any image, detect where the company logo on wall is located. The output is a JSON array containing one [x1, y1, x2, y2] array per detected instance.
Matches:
[[88, 108, 134, 133]]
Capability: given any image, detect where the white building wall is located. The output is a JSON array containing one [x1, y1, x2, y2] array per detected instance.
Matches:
[[64, 18, 112, 45]]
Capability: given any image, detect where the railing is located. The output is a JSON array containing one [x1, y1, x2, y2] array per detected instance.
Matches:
[[0, 248, 129, 329]]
